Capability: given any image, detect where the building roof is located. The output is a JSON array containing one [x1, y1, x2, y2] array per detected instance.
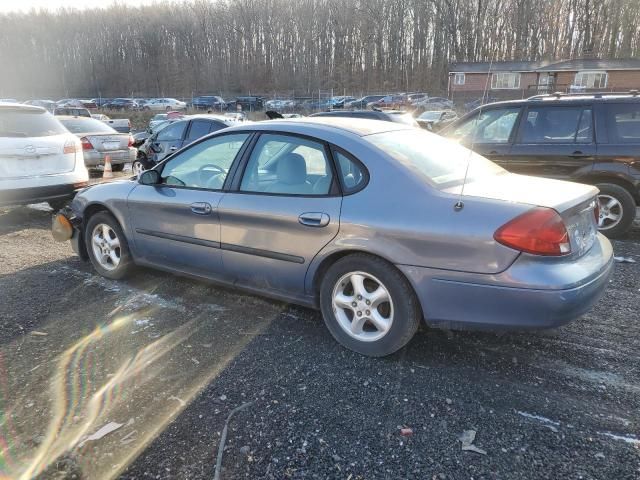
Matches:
[[536, 58, 640, 71], [449, 60, 553, 73], [451, 58, 640, 74]]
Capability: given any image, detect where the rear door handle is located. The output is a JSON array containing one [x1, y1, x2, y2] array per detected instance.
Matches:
[[298, 212, 330, 227], [190, 202, 212, 215]]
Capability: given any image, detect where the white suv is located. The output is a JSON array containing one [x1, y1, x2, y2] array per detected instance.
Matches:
[[0, 104, 89, 210]]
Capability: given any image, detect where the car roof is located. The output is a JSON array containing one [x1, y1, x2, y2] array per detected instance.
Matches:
[[0, 103, 46, 112], [476, 93, 640, 110], [227, 117, 410, 137]]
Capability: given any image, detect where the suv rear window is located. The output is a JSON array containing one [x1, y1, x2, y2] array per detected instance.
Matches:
[[0, 109, 67, 137], [606, 104, 640, 143]]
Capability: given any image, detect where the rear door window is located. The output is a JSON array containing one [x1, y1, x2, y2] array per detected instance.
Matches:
[[0, 110, 66, 137], [605, 103, 640, 143], [519, 106, 593, 144]]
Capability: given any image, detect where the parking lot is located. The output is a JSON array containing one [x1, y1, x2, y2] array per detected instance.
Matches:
[[0, 167, 638, 479]]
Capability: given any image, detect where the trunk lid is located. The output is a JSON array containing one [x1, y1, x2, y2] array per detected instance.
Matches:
[[84, 133, 129, 152], [446, 173, 599, 258], [0, 134, 76, 178]]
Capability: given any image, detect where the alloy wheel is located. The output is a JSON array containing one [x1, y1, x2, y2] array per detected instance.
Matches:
[[91, 223, 121, 271], [331, 271, 394, 342], [597, 194, 623, 230]]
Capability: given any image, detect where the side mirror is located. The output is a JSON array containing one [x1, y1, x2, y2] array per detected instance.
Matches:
[[150, 143, 162, 153], [139, 169, 161, 185]]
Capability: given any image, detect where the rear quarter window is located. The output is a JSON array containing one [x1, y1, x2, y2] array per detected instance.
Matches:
[[605, 103, 640, 143], [0, 110, 67, 137]]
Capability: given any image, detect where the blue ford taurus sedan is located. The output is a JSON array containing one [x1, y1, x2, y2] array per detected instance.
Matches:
[[53, 118, 613, 356]]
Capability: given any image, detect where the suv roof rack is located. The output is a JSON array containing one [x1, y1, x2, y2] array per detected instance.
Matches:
[[528, 90, 639, 100]]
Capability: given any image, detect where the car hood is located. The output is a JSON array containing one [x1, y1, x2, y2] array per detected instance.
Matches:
[[444, 173, 598, 213]]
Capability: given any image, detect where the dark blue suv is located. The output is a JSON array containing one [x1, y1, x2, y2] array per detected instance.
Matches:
[[442, 92, 640, 237]]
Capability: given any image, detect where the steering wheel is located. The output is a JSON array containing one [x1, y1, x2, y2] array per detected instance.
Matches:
[[198, 163, 226, 189]]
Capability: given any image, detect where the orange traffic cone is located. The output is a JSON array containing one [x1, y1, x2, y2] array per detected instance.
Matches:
[[103, 154, 114, 180]]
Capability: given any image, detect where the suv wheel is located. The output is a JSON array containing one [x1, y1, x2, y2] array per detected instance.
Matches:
[[319, 254, 421, 357], [85, 211, 134, 280], [595, 183, 636, 238]]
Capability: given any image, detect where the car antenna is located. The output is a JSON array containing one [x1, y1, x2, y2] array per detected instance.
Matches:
[[454, 54, 494, 211]]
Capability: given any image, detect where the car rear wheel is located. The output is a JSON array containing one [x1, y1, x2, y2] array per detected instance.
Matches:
[[85, 211, 134, 280], [111, 163, 125, 172], [320, 254, 421, 357], [595, 183, 636, 238]]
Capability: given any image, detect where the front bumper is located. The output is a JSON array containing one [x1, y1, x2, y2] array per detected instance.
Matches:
[[398, 234, 614, 330], [84, 148, 137, 167]]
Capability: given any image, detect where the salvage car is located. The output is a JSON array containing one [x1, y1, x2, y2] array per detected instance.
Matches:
[[134, 115, 238, 175], [441, 92, 640, 237], [416, 110, 458, 131], [0, 103, 88, 209], [57, 116, 135, 171], [53, 118, 613, 357]]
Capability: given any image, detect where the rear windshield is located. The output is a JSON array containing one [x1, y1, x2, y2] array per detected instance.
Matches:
[[59, 117, 117, 134], [367, 129, 504, 187], [0, 109, 67, 137]]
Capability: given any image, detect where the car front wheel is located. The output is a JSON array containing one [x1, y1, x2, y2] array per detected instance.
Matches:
[[320, 254, 421, 357], [595, 183, 636, 238], [85, 211, 134, 280]]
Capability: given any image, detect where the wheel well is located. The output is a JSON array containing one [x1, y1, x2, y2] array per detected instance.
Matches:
[[312, 250, 408, 299], [581, 175, 640, 204], [77, 204, 111, 258]]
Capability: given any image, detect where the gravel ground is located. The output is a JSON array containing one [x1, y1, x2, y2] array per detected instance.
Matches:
[[0, 197, 639, 480]]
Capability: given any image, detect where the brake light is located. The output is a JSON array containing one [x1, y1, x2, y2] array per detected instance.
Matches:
[[80, 137, 93, 150], [128, 135, 134, 147], [494, 207, 571, 256]]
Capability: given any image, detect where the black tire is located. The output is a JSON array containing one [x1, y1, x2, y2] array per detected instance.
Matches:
[[111, 163, 125, 172], [319, 253, 421, 357], [595, 183, 636, 238], [84, 211, 134, 280]]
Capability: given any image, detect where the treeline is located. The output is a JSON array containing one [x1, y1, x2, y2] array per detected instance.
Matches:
[[0, 0, 639, 99]]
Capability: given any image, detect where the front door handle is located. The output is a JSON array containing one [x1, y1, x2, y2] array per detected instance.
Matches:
[[487, 150, 498, 155], [190, 202, 212, 215], [298, 212, 330, 227], [170, 146, 178, 151]]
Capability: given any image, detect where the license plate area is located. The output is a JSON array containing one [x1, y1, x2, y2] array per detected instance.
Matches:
[[102, 141, 120, 150]]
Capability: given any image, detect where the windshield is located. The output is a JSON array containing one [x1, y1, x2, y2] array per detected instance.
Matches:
[[59, 117, 117, 134], [367, 129, 504, 187], [0, 110, 66, 137]]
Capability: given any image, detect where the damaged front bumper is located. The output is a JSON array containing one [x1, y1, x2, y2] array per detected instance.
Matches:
[[52, 207, 88, 260]]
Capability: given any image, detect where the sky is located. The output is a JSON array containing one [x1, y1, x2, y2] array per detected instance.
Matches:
[[0, 0, 160, 13]]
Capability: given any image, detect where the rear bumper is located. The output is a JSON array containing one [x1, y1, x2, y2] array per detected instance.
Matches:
[[84, 148, 136, 167], [398, 234, 614, 330], [0, 181, 88, 207]]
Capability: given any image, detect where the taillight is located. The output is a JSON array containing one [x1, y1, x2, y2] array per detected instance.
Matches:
[[494, 207, 571, 256], [128, 135, 134, 147], [63, 139, 79, 154], [80, 137, 93, 150]]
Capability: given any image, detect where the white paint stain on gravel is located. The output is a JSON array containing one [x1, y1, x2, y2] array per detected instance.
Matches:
[[598, 432, 640, 445], [516, 411, 561, 427]]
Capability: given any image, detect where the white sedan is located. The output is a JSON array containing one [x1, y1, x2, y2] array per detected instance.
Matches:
[[144, 98, 187, 112]]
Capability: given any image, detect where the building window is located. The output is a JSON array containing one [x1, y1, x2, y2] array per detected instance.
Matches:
[[453, 73, 465, 85], [574, 71, 608, 89], [491, 72, 521, 89]]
